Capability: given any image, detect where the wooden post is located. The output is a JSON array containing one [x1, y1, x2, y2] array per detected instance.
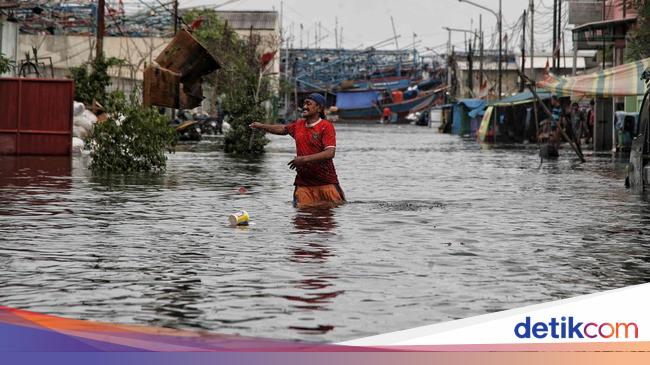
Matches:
[[479, 15, 483, 88], [520, 9, 527, 92], [96, 0, 105, 60], [173, 0, 179, 34], [518, 69, 586, 162]]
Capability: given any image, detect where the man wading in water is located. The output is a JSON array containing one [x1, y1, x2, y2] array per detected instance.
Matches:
[[250, 93, 345, 208]]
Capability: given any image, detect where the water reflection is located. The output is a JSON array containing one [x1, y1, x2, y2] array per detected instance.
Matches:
[[291, 207, 338, 234], [88, 173, 166, 189], [4, 125, 650, 342], [0, 156, 71, 188], [0, 156, 71, 215], [141, 250, 209, 330], [284, 206, 342, 335]]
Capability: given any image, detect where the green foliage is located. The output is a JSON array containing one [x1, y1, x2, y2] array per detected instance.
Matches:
[[69, 54, 125, 105], [626, 1, 650, 61], [0, 53, 10, 74], [87, 91, 176, 174], [224, 107, 268, 155], [184, 9, 273, 156]]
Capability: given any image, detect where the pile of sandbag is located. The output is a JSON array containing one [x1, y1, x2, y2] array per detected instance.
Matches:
[[72, 101, 97, 153]]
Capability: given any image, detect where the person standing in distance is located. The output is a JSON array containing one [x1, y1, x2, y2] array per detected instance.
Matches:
[[249, 93, 345, 208]]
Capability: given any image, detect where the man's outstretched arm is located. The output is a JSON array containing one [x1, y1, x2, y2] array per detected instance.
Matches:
[[249, 122, 288, 135]]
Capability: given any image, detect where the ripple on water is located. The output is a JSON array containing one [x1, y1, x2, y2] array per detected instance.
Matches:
[[1, 125, 650, 342]]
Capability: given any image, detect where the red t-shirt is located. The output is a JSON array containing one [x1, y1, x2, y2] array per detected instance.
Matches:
[[284, 119, 339, 186]]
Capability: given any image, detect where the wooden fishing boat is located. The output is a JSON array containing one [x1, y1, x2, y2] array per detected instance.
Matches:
[[336, 89, 439, 123]]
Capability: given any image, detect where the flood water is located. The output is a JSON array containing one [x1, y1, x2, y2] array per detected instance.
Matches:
[[2, 124, 650, 343]]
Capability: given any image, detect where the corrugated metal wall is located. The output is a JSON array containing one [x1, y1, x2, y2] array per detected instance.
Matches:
[[0, 78, 73, 156]]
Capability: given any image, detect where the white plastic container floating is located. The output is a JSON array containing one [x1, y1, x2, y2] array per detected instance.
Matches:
[[228, 210, 249, 226]]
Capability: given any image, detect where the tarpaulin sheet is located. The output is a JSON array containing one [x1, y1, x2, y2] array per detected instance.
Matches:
[[452, 99, 486, 136], [537, 58, 650, 97], [492, 91, 552, 106], [335, 91, 381, 109]]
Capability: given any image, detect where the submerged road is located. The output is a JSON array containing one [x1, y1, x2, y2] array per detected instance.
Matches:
[[1, 124, 650, 342]]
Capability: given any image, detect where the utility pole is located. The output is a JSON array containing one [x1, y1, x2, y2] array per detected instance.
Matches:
[[552, 0, 557, 72], [557, 0, 562, 72], [335, 17, 338, 49], [498, 0, 502, 97], [413, 32, 417, 72], [520, 9, 527, 92], [602, 0, 606, 68], [478, 14, 480, 89], [96, 0, 105, 60], [300, 23, 303, 48], [457, 0, 501, 97], [468, 40, 474, 94], [447, 28, 452, 88], [173, 0, 178, 34], [529, 0, 534, 80], [281, 0, 287, 118]]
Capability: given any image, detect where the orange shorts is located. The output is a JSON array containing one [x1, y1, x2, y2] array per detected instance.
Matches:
[[293, 184, 346, 208]]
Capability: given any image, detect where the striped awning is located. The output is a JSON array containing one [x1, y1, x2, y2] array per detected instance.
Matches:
[[537, 58, 650, 97]]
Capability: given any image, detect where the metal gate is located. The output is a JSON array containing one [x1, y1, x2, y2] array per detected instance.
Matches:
[[0, 78, 73, 156]]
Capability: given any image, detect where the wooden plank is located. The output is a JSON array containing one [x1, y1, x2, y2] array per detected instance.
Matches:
[[143, 66, 203, 109], [155, 29, 220, 86]]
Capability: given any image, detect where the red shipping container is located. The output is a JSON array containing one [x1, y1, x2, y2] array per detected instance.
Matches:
[[0, 78, 74, 156]]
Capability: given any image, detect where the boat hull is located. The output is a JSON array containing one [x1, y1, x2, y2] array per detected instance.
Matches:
[[335, 90, 440, 123]]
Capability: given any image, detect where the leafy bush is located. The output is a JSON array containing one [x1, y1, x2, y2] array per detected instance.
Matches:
[[86, 92, 176, 173], [69, 54, 125, 105], [626, 1, 650, 61], [224, 107, 268, 155], [0, 52, 10, 74]]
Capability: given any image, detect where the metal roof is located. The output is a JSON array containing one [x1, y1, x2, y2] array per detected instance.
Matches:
[[572, 16, 637, 32]]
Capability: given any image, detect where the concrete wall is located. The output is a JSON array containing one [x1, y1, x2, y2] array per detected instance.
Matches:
[[17, 31, 278, 84], [18, 34, 169, 81], [604, 0, 638, 20], [18, 29, 280, 113], [0, 20, 19, 77]]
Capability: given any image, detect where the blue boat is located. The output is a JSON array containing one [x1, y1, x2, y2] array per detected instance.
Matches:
[[335, 89, 441, 123], [334, 90, 383, 121]]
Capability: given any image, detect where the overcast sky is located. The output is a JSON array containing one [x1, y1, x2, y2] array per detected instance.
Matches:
[[179, 0, 563, 55]]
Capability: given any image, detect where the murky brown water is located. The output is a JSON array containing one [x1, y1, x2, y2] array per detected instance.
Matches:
[[1, 124, 650, 342]]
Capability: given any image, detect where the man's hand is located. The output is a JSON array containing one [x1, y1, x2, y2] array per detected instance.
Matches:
[[249, 122, 263, 130], [288, 156, 308, 170]]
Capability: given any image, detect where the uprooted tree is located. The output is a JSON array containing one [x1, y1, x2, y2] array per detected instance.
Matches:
[[184, 9, 277, 156]]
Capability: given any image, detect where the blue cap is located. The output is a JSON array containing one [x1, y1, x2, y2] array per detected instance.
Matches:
[[306, 93, 326, 108]]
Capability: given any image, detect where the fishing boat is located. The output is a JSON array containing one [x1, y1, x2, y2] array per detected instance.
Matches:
[[383, 90, 438, 122], [334, 87, 444, 123], [333, 90, 383, 121], [351, 76, 413, 91]]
